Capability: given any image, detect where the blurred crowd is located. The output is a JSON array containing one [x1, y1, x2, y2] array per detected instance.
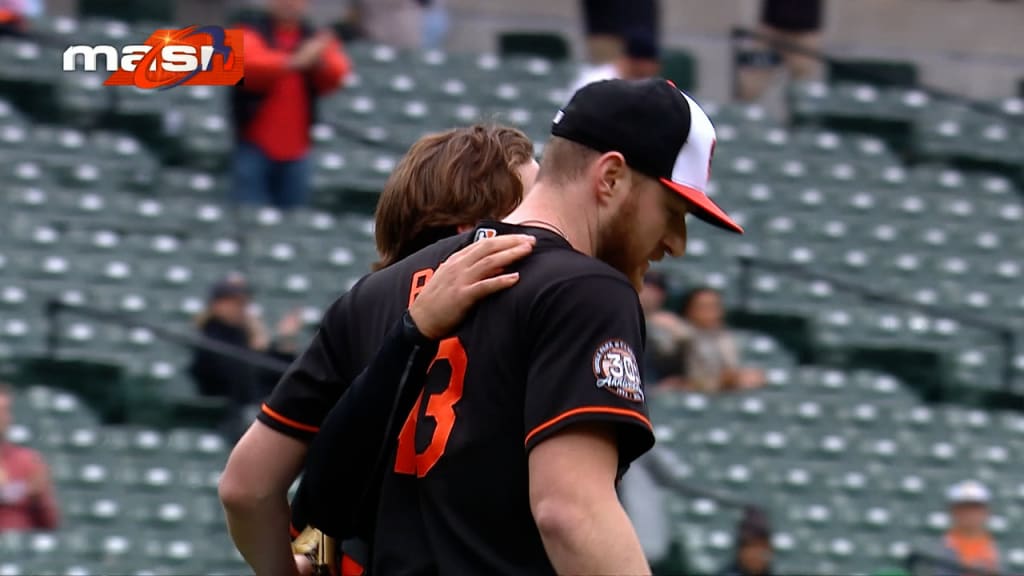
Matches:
[[640, 272, 765, 393], [0, 3, 1014, 576]]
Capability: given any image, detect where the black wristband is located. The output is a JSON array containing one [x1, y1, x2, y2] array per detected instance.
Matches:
[[401, 310, 433, 345]]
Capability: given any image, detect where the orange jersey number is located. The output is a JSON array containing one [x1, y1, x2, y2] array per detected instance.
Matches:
[[393, 337, 467, 477]]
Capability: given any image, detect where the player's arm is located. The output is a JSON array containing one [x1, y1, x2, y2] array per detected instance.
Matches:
[[296, 234, 536, 537], [524, 274, 655, 576], [220, 422, 308, 576], [221, 292, 358, 576], [529, 423, 649, 575]]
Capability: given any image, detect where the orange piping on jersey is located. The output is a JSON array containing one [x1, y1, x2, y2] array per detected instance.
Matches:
[[261, 403, 321, 434], [289, 523, 301, 539], [525, 406, 653, 447], [341, 554, 366, 576]]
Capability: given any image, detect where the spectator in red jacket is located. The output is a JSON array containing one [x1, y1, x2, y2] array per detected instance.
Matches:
[[0, 382, 59, 532], [230, 0, 351, 210], [0, 0, 27, 37]]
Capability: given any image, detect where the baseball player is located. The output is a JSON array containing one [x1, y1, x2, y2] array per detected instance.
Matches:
[[297, 78, 743, 575], [219, 123, 538, 576]]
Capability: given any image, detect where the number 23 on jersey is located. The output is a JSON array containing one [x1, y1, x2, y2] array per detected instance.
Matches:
[[393, 337, 467, 478]]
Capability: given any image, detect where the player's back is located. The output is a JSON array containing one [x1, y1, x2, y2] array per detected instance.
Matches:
[[263, 232, 471, 434], [373, 221, 655, 576]]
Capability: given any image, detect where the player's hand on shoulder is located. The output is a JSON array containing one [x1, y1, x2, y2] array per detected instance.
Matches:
[[409, 234, 536, 340]]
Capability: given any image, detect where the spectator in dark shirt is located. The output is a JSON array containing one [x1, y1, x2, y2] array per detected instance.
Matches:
[[639, 271, 686, 385], [0, 382, 59, 532], [190, 275, 301, 406], [722, 508, 775, 576], [570, 30, 662, 93], [580, 0, 659, 66], [231, 0, 352, 209], [737, 0, 825, 101]]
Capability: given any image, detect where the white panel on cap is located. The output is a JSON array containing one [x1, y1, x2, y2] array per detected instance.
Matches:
[[669, 92, 717, 194]]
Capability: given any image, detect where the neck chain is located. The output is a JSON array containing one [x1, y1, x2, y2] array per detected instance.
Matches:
[[515, 219, 568, 241]]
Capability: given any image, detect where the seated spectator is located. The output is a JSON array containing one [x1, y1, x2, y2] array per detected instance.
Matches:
[[941, 480, 1001, 574], [0, 382, 59, 532], [570, 30, 662, 93], [722, 508, 775, 576], [649, 285, 765, 392], [189, 274, 301, 406], [639, 271, 687, 384], [679, 286, 765, 392]]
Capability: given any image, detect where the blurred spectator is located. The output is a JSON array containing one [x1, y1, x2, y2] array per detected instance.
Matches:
[[231, 0, 351, 210], [189, 275, 301, 408], [722, 508, 775, 576], [639, 271, 687, 384], [421, 0, 449, 50], [678, 287, 765, 392], [941, 480, 1001, 574], [0, 383, 59, 532], [355, 0, 426, 49], [736, 0, 824, 101], [570, 30, 662, 93], [0, 0, 27, 37], [580, 0, 659, 65], [640, 281, 765, 392]]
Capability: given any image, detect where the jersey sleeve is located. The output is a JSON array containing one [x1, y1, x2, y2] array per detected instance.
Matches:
[[257, 291, 356, 442], [523, 274, 655, 467]]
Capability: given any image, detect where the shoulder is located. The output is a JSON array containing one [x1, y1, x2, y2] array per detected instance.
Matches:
[[524, 245, 637, 302], [328, 233, 471, 315], [517, 247, 642, 331], [361, 234, 470, 287]]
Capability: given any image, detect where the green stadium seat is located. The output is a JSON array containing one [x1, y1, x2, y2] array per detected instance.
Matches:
[[498, 32, 569, 61], [167, 428, 228, 461], [53, 71, 110, 125]]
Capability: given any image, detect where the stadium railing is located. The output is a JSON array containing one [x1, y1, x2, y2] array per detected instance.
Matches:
[[735, 256, 1019, 393], [44, 298, 292, 375]]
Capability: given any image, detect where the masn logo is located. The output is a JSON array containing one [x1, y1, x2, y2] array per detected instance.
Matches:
[[62, 26, 244, 90]]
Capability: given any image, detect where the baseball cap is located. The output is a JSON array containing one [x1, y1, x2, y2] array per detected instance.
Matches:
[[551, 78, 743, 234], [947, 480, 991, 505], [209, 273, 251, 302]]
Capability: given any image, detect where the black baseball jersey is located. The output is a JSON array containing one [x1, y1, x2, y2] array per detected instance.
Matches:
[[372, 221, 656, 576], [258, 233, 470, 441]]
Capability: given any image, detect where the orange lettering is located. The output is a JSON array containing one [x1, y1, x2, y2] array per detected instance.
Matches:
[[393, 338, 467, 478], [408, 268, 434, 308]]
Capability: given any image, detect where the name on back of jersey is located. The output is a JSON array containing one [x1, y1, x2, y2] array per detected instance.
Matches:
[[592, 339, 644, 403]]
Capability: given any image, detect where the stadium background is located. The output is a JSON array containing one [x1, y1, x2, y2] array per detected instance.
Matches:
[[0, 0, 1022, 574]]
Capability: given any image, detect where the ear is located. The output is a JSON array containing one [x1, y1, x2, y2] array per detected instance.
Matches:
[[591, 152, 629, 207]]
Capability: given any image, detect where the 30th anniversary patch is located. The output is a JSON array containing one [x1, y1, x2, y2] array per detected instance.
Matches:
[[592, 339, 644, 403]]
